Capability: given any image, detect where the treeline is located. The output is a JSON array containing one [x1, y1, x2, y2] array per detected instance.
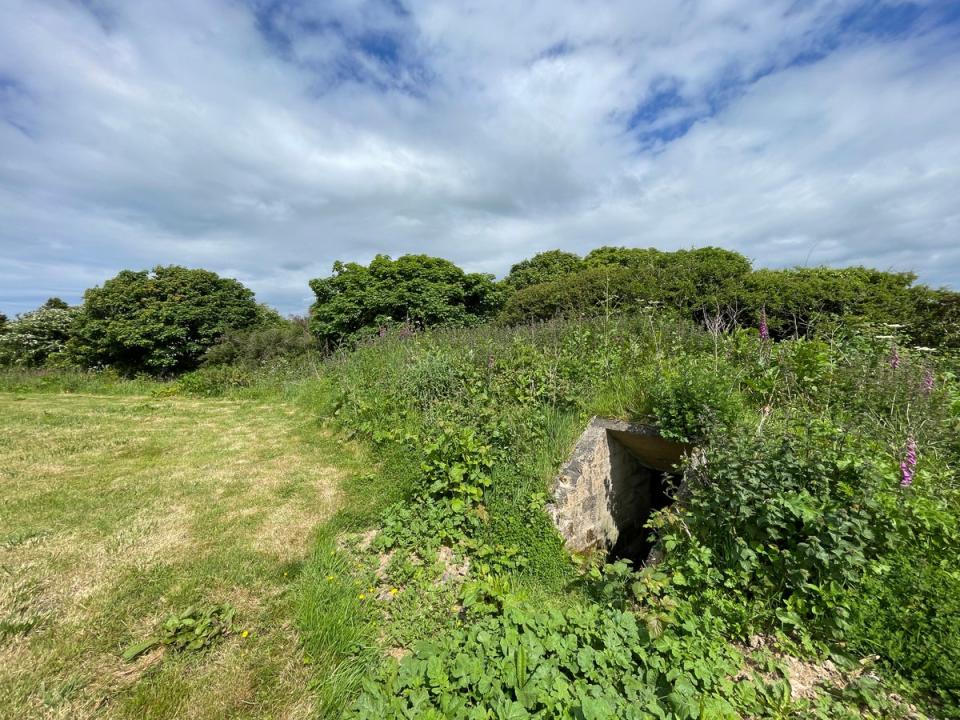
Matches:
[[306, 247, 958, 349], [2, 246, 957, 375]]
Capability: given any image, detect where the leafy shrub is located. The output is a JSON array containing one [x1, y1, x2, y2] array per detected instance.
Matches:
[[739, 267, 917, 339], [203, 316, 316, 367], [846, 491, 960, 713], [503, 250, 583, 290], [500, 247, 752, 326], [309, 255, 503, 346], [672, 427, 891, 637], [0, 305, 78, 367], [640, 356, 746, 442], [498, 266, 646, 325], [176, 365, 254, 396], [69, 265, 266, 375]]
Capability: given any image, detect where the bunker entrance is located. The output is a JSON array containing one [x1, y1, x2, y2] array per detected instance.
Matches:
[[548, 419, 689, 566]]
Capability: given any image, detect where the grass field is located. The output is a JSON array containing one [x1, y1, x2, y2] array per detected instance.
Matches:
[[0, 391, 359, 720]]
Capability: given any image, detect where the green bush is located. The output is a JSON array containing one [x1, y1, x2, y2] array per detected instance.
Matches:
[[847, 490, 960, 713], [498, 266, 645, 325], [672, 426, 891, 638], [203, 317, 316, 368], [176, 365, 254, 396], [739, 266, 918, 338], [503, 250, 582, 290], [640, 356, 746, 442], [294, 312, 958, 717], [68, 265, 266, 375], [309, 255, 503, 346], [0, 304, 78, 367]]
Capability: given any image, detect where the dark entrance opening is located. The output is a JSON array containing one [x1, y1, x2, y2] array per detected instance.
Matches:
[[604, 429, 681, 565], [547, 418, 690, 565]]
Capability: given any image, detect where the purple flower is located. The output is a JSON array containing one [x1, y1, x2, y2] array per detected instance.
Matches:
[[900, 437, 917, 487], [922, 368, 935, 393], [889, 344, 901, 370], [900, 461, 913, 487], [759, 307, 769, 340]]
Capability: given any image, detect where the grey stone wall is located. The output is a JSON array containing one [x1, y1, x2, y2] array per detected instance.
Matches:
[[546, 417, 688, 555]]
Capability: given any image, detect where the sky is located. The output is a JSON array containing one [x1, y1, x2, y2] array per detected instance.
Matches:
[[1, 0, 959, 316]]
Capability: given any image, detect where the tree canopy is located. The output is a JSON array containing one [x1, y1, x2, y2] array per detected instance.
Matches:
[[309, 254, 502, 346], [0, 303, 78, 367], [69, 266, 265, 374], [504, 250, 583, 290]]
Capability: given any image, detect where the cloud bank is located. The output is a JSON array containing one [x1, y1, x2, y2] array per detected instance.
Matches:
[[1, 0, 958, 315]]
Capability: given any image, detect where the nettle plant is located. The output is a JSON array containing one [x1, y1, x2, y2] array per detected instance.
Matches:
[[664, 423, 892, 637]]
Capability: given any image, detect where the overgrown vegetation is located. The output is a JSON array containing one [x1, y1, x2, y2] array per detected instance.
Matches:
[[3, 244, 960, 718], [295, 313, 958, 718]]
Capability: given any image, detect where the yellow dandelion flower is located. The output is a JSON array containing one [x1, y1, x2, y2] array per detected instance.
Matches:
[[389, 588, 398, 596], [358, 593, 366, 600], [326, 575, 335, 581], [241, 630, 249, 638]]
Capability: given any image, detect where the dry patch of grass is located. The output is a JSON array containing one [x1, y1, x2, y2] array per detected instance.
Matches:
[[0, 392, 356, 719]]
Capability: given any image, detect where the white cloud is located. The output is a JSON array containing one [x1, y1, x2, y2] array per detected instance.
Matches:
[[0, 0, 957, 315]]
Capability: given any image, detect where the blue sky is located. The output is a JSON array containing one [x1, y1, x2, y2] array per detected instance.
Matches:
[[1, 0, 959, 316]]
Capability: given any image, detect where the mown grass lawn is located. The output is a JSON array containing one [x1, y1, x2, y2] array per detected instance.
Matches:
[[0, 392, 358, 719]]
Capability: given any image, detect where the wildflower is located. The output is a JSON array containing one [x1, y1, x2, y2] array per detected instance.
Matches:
[[889, 344, 901, 370], [899, 461, 913, 487], [922, 368, 935, 393], [358, 593, 366, 600], [389, 588, 398, 596], [900, 437, 917, 487], [326, 575, 335, 582], [759, 307, 770, 340], [241, 630, 249, 638]]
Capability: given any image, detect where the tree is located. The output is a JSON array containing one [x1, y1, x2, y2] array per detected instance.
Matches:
[[0, 304, 78, 367], [0, 312, 7, 329], [69, 266, 265, 374], [309, 254, 503, 345], [42, 297, 70, 310], [504, 250, 582, 290], [500, 246, 754, 324], [740, 267, 916, 337]]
